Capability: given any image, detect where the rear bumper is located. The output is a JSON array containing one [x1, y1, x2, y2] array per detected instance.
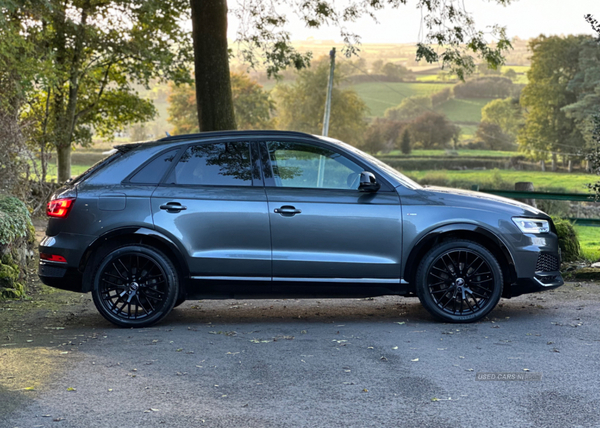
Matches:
[[38, 261, 84, 292]]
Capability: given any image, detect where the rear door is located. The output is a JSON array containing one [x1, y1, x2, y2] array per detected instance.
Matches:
[[260, 140, 403, 286], [151, 140, 271, 282]]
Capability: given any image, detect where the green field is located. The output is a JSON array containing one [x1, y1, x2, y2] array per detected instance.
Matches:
[[402, 169, 596, 193], [436, 98, 493, 123], [348, 82, 454, 117], [574, 225, 600, 262], [384, 149, 517, 157]]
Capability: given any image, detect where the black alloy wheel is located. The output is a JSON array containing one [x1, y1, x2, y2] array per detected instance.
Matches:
[[416, 240, 503, 323], [92, 245, 178, 328]]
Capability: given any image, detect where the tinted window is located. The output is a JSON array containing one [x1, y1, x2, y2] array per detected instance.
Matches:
[[130, 149, 179, 184], [267, 141, 362, 189], [167, 142, 252, 186]]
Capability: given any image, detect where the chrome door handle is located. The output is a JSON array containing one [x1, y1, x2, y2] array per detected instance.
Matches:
[[274, 206, 301, 216], [159, 202, 187, 213]]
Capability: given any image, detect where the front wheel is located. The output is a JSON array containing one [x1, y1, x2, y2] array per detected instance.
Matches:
[[415, 240, 503, 323], [91, 245, 179, 328]]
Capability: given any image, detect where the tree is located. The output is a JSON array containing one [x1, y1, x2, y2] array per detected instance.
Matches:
[[15, 0, 193, 183], [407, 112, 459, 149], [475, 122, 513, 150], [399, 129, 412, 154], [587, 114, 600, 197], [273, 57, 368, 147], [168, 72, 275, 134], [361, 118, 406, 154], [518, 35, 590, 160], [190, 0, 513, 133], [481, 97, 523, 140], [380, 62, 413, 81], [453, 76, 515, 99], [385, 95, 432, 121]]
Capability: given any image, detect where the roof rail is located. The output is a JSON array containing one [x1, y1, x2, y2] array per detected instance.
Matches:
[[157, 130, 316, 142]]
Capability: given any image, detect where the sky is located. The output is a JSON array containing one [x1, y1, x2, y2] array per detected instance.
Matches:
[[226, 0, 598, 44]]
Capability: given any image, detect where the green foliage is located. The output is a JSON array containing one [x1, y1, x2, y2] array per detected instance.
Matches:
[[481, 97, 523, 139], [234, 1, 513, 80], [0, 196, 33, 246], [14, 0, 194, 182], [274, 57, 368, 147], [168, 72, 275, 134], [0, 196, 32, 300], [551, 218, 581, 263], [518, 35, 590, 159]]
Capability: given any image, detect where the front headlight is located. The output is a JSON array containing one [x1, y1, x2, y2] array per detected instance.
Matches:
[[512, 218, 550, 234]]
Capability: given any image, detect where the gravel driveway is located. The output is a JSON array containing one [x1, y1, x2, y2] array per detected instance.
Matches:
[[1, 281, 599, 428]]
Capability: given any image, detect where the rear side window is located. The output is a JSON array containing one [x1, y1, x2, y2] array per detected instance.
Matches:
[[166, 142, 252, 186], [130, 149, 179, 184]]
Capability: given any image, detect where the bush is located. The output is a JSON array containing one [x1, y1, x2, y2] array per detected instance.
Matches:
[[552, 217, 581, 263], [0, 196, 34, 300]]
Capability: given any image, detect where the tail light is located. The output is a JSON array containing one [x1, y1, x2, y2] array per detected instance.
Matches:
[[47, 198, 75, 218]]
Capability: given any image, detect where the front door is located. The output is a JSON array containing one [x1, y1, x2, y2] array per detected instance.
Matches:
[[261, 140, 402, 285], [151, 141, 271, 282]]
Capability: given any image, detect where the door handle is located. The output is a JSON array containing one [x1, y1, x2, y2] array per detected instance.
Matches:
[[274, 206, 301, 216], [159, 202, 187, 213]]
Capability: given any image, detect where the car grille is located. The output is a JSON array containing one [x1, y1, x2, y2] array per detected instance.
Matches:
[[535, 253, 560, 272]]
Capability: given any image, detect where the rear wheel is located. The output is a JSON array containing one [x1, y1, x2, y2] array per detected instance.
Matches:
[[91, 245, 178, 328], [415, 240, 503, 323]]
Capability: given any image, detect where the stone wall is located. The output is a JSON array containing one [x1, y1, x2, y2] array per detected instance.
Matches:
[[0, 196, 35, 300]]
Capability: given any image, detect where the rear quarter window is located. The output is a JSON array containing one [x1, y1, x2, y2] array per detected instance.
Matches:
[[129, 149, 180, 184]]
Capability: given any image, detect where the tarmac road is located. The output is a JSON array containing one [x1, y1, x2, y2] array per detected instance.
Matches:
[[1, 282, 599, 428]]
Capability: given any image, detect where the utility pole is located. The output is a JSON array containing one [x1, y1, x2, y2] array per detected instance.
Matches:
[[322, 47, 336, 137]]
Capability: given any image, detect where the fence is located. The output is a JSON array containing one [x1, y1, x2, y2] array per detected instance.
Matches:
[[471, 185, 600, 227]]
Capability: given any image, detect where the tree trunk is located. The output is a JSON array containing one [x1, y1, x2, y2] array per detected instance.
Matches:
[[190, 0, 236, 131], [568, 160, 572, 173], [551, 153, 557, 171], [540, 159, 545, 171], [56, 144, 71, 182]]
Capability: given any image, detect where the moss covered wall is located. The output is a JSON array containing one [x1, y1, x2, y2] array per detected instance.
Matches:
[[0, 196, 34, 300]]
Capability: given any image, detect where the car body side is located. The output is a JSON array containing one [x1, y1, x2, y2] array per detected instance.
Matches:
[[39, 132, 563, 301]]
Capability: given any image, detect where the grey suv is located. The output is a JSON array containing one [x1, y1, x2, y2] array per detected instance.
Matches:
[[39, 131, 563, 327]]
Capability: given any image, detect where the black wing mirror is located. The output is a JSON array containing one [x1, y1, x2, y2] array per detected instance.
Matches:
[[358, 171, 380, 192]]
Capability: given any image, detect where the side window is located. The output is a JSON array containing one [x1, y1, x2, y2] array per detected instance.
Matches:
[[266, 141, 362, 190], [129, 149, 179, 184], [166, 142, 252, 186]]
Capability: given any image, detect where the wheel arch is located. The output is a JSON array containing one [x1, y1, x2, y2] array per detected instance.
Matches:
[[80, 227, 190, 295], [403, 223, 516, 297]]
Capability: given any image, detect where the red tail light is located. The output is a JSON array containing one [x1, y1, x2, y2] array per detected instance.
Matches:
[[40, 253, 67, 263], [47, 198, 75, 218]]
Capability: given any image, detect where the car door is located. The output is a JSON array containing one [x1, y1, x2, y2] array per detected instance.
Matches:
[[260, 139, 403, 285], [151, 140, 271, 282]]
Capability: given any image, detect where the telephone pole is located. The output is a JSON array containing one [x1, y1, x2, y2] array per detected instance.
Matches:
[[322, 47, 336, 137]]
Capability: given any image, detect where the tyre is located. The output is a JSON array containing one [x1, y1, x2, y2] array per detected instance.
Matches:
[[91, 245, 179, 328], [415, 240, 503, 323]]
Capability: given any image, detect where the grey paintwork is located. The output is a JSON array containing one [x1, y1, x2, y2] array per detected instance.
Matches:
[[39, 130, 563, 299]]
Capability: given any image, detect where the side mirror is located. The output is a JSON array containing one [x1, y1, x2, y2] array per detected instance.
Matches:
[[358, 171, 380, 192]]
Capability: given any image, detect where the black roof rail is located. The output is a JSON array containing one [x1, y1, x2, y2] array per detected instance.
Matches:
[[157, 130, 317, 142]]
